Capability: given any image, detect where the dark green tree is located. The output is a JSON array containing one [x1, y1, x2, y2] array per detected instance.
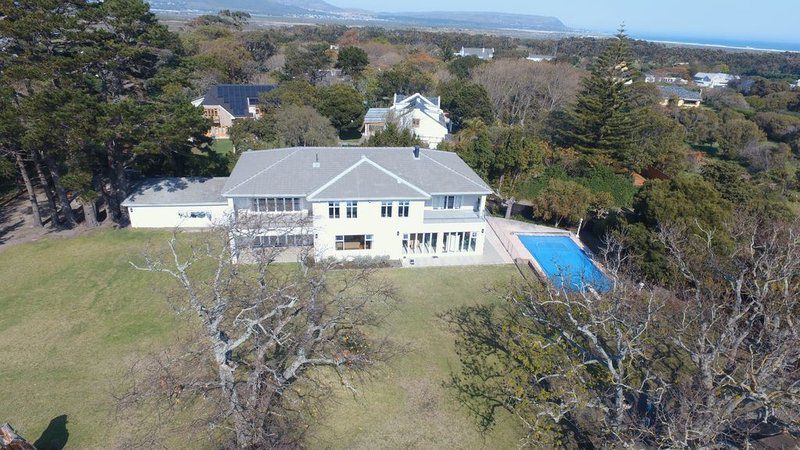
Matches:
[[260, 80, 319, 109], [446, 55, 485, 79], [317, 85, 366, 135], [362, 123, 422, 147], [449, 119, 494, 178], [284, 43, 332, 79], [335, 46, 369, 76], [560, 28, 643, 166], [376, 64, 434, 102], [439, 80, 494, 131]]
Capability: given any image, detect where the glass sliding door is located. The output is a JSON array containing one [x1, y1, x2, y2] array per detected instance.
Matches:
[[442, 231, 475, 253]]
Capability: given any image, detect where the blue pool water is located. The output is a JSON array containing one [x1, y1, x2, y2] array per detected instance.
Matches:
[[517, 234, 610, 292]]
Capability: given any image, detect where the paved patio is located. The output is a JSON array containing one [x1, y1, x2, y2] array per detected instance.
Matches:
[[485, 216, 571, 260]]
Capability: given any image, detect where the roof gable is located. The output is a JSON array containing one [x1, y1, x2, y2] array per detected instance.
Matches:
[[307, 158, 429, 201]]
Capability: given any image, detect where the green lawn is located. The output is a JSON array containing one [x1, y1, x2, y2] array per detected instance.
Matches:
[[210, 138, 234, 155], [0, 230, 523, 448]]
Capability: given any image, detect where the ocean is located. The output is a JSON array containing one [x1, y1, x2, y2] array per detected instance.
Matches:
[[630, 33, 800, 53]]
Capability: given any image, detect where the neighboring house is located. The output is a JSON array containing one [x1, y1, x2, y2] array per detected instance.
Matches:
[[791, 79, 800, 90], [124, 147, 494, 262], [191, 84, 277, 138], [693, 72, 738, 88], [657, 85, 702, 107], [122, 177, 230, 228], [645, 74, 688, 85], [526, 54, 554, 62], [454, 47, 494, 60], [363, 93, 451, 149]]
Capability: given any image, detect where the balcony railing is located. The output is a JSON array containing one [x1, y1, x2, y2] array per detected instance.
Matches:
[[422, 209, 484, 224]]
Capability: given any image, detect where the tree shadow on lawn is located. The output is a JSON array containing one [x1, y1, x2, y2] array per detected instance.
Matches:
[[33, 415, 69, 450]]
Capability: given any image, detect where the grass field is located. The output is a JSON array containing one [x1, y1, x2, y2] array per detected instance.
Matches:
[[210, 138, 234, 155], [0, 230, 523, 448]]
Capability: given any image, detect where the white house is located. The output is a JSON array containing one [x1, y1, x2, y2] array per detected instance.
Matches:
[[791, 79, 800, 90], [363, 93, 451, 149], [191, 84, 276, 138], [454, 47, 494, 60], [526, 54, 554, 62], [122, 177, 230, 228], [645, 74, 688, 85], [693, 72, 738, 88], [123, 147, 494, 262]]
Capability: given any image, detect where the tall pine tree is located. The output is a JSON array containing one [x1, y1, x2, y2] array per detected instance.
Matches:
[[560, 27, 642, 166]]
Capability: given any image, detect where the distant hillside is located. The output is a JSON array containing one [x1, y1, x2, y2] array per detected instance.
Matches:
[[148, 0, 570, 33], [149, 0, 350, 15], [378, 11, 567, 32]]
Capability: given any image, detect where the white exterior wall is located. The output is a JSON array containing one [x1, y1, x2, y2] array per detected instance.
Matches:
[[310, 197, 486, 260], [397, 110, 448, 149], [127, 204, 231, 228]]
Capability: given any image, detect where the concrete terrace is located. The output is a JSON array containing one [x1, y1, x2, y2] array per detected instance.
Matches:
[[486, 216, 570, 261]]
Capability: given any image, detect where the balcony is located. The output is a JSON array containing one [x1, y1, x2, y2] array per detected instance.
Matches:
[[423, 209, 484, 224]]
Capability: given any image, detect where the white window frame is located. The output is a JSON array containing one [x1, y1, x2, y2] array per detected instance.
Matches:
[[328, 201, 340, 219], [381, 201, 393, 218], [335, 234, 372, 251], [397, 201, 410, 217], [346, 201, 358, 218], [252, 197, 302, 213]]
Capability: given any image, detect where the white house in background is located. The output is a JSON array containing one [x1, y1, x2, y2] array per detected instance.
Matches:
[[693, 72, 738, 88], [645, 74, 688, 85], [657, 85, 702, 107], [526, 54, 554, 62], [363, 93, 451, 149], [791, 79, 800, 90], [123, 147, 493, 262], [191, 84, 276, 138], [454, 47, 494, 60], [123, 177, 230, 228]]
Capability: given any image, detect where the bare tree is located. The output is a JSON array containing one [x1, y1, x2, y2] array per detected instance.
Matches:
[[120, 212, 398, 448], [446, 214, 800, 448], [471, 60, 583, 128], [651, 215, 800, 447]]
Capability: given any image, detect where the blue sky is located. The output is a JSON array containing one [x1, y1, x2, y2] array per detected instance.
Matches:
[[330, 0, 799, 44]]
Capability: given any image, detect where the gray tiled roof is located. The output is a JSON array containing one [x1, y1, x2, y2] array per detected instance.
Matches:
[[222, 147, 492, 199], [122, 177, 229, 206], [308, 159, 429, 201], [658, 85, 702, 101], [364, 107, 390, 123]]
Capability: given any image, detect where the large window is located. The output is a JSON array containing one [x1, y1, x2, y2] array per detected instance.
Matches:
[[381, 201, 393, 218], [402, 232, 438, 254], [252, 197, 302, 212], [433, 195, 461, 210], [442, 231, 477, 253], [346, 201, 358, 218], [398, 201, 410, 217], [252, 234, 312, 248], [335, 234, 372, 251], [328, 202, 340, 218]]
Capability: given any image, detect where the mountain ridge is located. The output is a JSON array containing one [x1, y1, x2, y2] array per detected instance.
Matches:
[[148, 0, 569, 32]]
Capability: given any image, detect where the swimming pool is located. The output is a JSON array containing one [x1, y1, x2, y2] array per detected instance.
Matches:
[[517, 234, 610, 292]]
